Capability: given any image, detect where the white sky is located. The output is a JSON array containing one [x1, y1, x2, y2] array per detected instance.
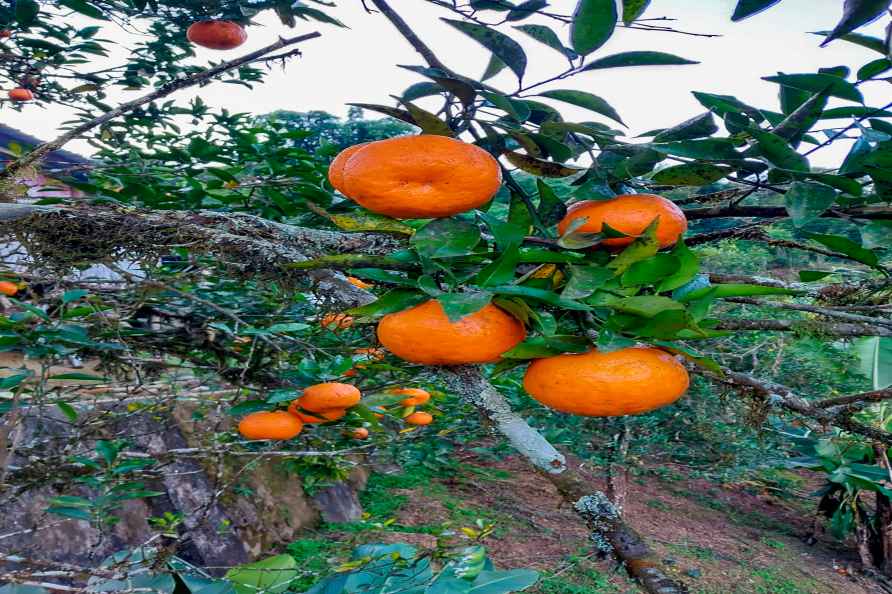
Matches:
[[9, 0, 891, 167]]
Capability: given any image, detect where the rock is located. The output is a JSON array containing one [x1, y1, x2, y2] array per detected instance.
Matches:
[[312, 482, 363, 523]]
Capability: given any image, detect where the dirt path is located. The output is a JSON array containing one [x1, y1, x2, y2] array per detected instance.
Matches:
[[353, 449, 887, 594]]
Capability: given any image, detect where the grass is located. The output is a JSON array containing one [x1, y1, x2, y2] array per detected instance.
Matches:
[[751, 568, 820, 594], [286, 538, 347, 591]]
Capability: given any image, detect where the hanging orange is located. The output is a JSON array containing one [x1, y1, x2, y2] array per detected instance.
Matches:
[[377, 300, 525, 365], [287, 403, 347, 424], [8, 88, 33, 101], [523, 347, 690, 417], [328, 143, 370, 194], [557, 194, 687, 249], [334, 135, 502, 219], [238, 411, 303, 440], [299, 382, 361, 412], [186, 20, 247, 50], [404, 411, 433, 426], [0, 281, 18, 296], [389, 387, 431, 406]]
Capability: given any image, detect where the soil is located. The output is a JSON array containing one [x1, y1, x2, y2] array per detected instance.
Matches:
[[332, 448, 890, 594]]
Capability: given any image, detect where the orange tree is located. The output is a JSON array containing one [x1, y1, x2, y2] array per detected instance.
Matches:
[[1, 1, 892, 593]]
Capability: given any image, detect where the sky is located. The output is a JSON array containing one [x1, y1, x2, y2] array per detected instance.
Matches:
[[7, 0, 891, 167]]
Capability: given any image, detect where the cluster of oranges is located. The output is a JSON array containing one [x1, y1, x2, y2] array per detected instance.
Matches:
[[237, 383, 435, 441], [325, 137, 691, 418]]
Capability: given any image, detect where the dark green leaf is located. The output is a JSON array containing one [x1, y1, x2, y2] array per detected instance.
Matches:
[[693, 92, 765, 121], [513, 24, 577, 59], [505, 151, 581, 177], [785, 181, 838, 227], [482, 54, 508, 81], [731, 0, 783, 21], [562, 266, 613, 299], [346, 289, 427, 318], [15, 0, 39, 26], [538, 90, 625, 126], [622, 0, 652, 24], [822, 106, 892, 119], [62, 289, 89, 304], [678, 283, 799, 302], [651, 139, 742, 161], [228, 400, 272, 417], [772, 87, 831, 146], [412, 218, 482, 258], [58, 0, 106, 20], [402, 82, 442, 101], [0, 373, 31, 390], [48, 372, 108, 382], [490, 285, 590, 310], [614, 295, 684, 317], [762, 74, 863, 102], [475, 244, 520, 287], [483, 91, 530, 122], [571, 0, 618, 55], [840, 136, 873, 174], [821, 0, 892, 47], [750, 129, 810, 172], [653, 113, 718, 142], [652, 163, 728, 186], [442, 18, 527, 80], [438, 292, 493, 322], [608, 218, 661, 274], [621, 254, 681, 287], [402, 101, 454, 136], [811, 30, 889, 53], [536, 178, 568, 226], [808, 233, 880, 268], [799, 270, 834, 281], [858, 58, 892, 80], [346, 103, 416, 126], [657, 241, 700, 292], [502, 335, 589, 359], [507, 0, 549, 21], [582, 51, 699, 71]]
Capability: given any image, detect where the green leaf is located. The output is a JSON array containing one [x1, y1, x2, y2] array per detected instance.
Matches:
[[0, 373, 31, 390], [840, 136, 873, 174], [749, 129, 810, 172], [785, 181, 838, 227], [505, 151, 581, 177], [582, 51, 699, 71], [15, 0, 39, 26], [822, 106, 892, 119], [412, 218, 481, 258], [571, 0, 617, 55], [607, 218, 660, 275], [513, 24, 577, 59], [467, 569, 539, 594], [403, 101, 454, 136], [475, 245, 520, 287], [96, 440, 118, 465], [482, 53, 507, 81], [657, 241, 700, 292], [536, 178, 568, 226], [614, 296, 685, 317], [48, 372, 108, 382], [772, 87, 831, 146], [538, 90, 625, 126], [808, 233, 880, 268], [652, 163, 728, 186], [562, 266, 613, 299], [731, 0, 782, 20], [853, 337, 892, 390], [622, 0, 652, 24], [507, 0, 549, 21], [225, 555, 298, 594], [799, 270, 834, 281], [57, 402, 78, 422], [438, 292, 493, 322], [326, 211, 415, 236], [443, 18, 527, 80], [651, 139, 742, 161], [653, 113, 718, 143], [482, 91, 530, 122], [402, 82, 442, 101], [346, 289, 427, 318], [47, 506, 92, 521], [774, 169, 863, 195], [762, 74, 863, 102], [811, 30, 889, 54], [349, 269, 416, 287], [58, 0, 106, 20], [678, 283, 799, 302], [490, 285, 589, 310], [693, 92, 764, 121], [821, 0, 892, 47], [858, 58, 892, 80], [62, 289, 89, 304], [621, 254, 680, 287], [502, 336, 589, 359], [228, 401, 271, 417], [346, 103, 416, 126]]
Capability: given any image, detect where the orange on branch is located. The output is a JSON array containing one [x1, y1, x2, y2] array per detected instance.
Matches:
[[377, 300, 525, 365], [557, 194, 687, 249], [186, 20, 247, 50], [300, 382, 361, 412], [8, 88, 33, 101], [389, 387, 431, 406], [404, 411, 433, 426], [0, 281, 18, 296], [238, 411, 303, 440], [336, 135, 502, 219], [320, 312, 354, 331], [523, 347, 690, 417], [288, 402, 347, 424], [328, 143, 370, 194], [351, 427, 370, 439]]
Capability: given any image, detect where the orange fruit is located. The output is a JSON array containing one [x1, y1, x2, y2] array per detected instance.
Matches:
[[557, 194, 687, 249], [300, 382, 361, 412], [354, 347, 386, 361], [238, 411, 303, 440], [0, 281, 18, 296], [8, 88, 33, 102], [0, 30, 11, 39], [320, 312, 354, 331], [377, 300, 525, 365], [346, 276, 374, 290], [405, 411, 433, 426], [329, 143, 371, 194], [390, 387, 431, 406], [186, 20, 247, 50], [336, 135, 502, 219], [352, 427, 370, 439], [523, 347, 690, 417], [287, 402, 347, 424]]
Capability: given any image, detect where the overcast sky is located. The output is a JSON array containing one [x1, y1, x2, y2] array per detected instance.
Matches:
[[8, 0, 891, 167]]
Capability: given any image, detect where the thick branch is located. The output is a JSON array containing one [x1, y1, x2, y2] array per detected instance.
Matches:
[[815, 389, 892, 409], [369, 0, 454, 74], [684, 205, 892, 220], [0, 32, 321, 180], [714, 318, 892, 337], [726, 297, 892, 329]]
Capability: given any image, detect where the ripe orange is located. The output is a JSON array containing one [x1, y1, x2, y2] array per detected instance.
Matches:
[[557, 194, 687, 249], [329, 143, 370, 194], [8, 88, 33, 102], [523, 347, 690, 417], [287, 403, 347, 424], [346, 276, 374, 290], [320, 312, 354, 331], [300, 382, 361, 412], [0, 30, 11, 39], [405, 411, 433, 426], [390, 387, 431, 406], [238, 411, 303, 440], [186, 20, 247, 50], [0, 281, 18, 296], [352, 427, 370, 439], [335, 135, 502, 219]]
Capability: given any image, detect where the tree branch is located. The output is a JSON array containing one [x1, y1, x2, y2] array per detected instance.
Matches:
[[684, 205, 892, 220], [714, 318, 892, 337], [726, 297, 892, 329], [815, 388, 892, 409], [368, 0, 455, 75], [0, 32, 321, 181]]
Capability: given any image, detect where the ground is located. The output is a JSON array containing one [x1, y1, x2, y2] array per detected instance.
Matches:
[[287, 447, 886, 594]]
